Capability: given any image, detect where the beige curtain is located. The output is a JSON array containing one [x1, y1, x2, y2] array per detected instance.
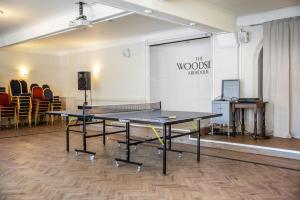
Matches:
[[263, 17, 300, 138], [290, 17, 300, 138]]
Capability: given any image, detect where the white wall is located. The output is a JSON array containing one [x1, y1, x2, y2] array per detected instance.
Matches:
[[212, 34, 239, 98], [63, 42, 147, 108], [212, 25, 263, 99], [150, 38, 212, 112], [239, 25, 263, 98], [0, 50, 66, 96]]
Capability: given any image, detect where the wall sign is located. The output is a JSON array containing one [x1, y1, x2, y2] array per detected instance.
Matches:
[[150, 37, 212, 112], [177, 56, 211, 75]]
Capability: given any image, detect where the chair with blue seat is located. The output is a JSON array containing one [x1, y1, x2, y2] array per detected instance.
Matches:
[[43, 88, 63, 125], [42, 84, 50, 90], [10, 80, 22, 96], [19, 80, 31, 95], [9, 80, 32, 127]]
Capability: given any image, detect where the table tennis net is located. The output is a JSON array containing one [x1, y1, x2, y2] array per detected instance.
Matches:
[[82, 102, 161, 114]]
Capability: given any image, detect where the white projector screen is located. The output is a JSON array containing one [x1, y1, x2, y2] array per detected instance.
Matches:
[[150, 38, 212, 112]]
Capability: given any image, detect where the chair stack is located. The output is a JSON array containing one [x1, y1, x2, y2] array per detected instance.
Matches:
[[5, 80, 63, 128], [10, 80, 32, 127]]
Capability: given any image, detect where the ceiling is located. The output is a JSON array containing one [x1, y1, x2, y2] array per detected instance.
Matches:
[[4, 14, 181, 54], [0, 0, 81, 34], [1, 0, 299, 35], [0, 0, 299, 53], [209, 0, 300, 16]]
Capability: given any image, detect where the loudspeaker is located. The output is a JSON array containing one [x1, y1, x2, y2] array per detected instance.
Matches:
[[78, 71, 91, 90]]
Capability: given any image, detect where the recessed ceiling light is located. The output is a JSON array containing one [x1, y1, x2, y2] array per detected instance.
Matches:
[[189, 22, 196, 26], [144, 9, 153, 14]]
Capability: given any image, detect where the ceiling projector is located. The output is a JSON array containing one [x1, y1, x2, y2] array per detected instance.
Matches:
[[69, 1, 92, 28], [69, 18, 91, 28]]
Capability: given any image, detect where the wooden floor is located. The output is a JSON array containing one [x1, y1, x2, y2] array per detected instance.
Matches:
[[1, 126, 300, 200]]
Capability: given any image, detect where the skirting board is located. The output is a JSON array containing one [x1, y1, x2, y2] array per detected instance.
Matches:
[[189, 137, 300, 160]]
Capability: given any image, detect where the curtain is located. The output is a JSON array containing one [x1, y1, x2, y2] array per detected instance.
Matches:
[[263, 17, 300, 138], [290, 17, 300, 138]]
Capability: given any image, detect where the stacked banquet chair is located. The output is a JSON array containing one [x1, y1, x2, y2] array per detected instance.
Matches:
[[31, 86, 50, 126], [0, 87, 6, 93], [43, 85, 63, 125], [0, 92, 18, 129], [42, 84, 50, 90], [9, 80, 32, 127], [30, 83, 39, 92]]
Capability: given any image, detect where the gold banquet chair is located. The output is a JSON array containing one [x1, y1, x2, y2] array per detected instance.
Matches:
[[43, 88, 63, 125], [32, 86, 50, 126], [0, 93, 18, 129], [15, 96, 32, 127]]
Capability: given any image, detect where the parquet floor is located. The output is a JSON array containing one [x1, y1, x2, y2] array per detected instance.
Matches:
[[0, 126, 300, 200]]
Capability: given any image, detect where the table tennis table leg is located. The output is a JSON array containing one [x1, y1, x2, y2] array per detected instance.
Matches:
[[163, 124, 167, 175], [102, 120, 106, 145], [168, 124, 172, 150], [83, 118, 87, 152], [74, 115, 96, 160], [197, 120, 201, 162], [157, 124, 183, 158], [115, 122, 142, 171], [126, 122, 130, 161], [66, 116, 69, 152]]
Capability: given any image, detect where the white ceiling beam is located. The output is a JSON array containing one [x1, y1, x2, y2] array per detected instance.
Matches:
[[95, 0, 236, 32], [237, 5, 300, 26], [0, 4, 126, 47]]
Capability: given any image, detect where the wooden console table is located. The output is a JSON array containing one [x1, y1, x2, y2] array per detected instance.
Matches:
[[232, 101, 268, 139]]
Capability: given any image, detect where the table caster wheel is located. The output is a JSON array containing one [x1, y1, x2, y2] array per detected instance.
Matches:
[[137, 166, 141, 173], [157, 150, 161, 156], [115, 161, 120, 168], [178, 153, 182, 159], [90, 155, 95, 161]]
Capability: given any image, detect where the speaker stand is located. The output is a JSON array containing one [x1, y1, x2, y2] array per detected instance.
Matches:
[[84, 89, 88, 105]]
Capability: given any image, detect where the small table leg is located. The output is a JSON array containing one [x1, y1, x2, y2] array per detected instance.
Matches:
[[241, 109, 245, 135], [232, 106, 236, 135], [102, 120, 106, 145], [197, 120, 201, 162], [262, 106, 266, 138], [254, 107, 258, 138]]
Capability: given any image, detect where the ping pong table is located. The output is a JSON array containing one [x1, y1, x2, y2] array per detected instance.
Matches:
[[47, 102, 222, 175]]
